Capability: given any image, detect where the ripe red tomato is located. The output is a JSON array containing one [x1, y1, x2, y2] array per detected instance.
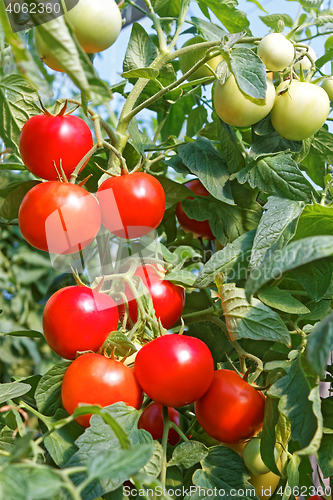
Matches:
[[61, 353, 143, 427], [19, 114, 93, 181], [134, 334, 214, 407], [138, 402, 180, 446], [18, 181, 101, 254], [119, 265, 185, 330], [175, 180, 214, 240], [194, 369, 265, 444], [96, 172, 166, 239], [43, 286, 119, 360]]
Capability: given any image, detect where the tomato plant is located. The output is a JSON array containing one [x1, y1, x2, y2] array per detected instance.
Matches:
[[194, 369, 265, 443], [176, 179, 215, 239], [19, 113, 93, 181], [119, 264, 185, 330], [2, 0, 333, 496], [213, 75, 276, 127], [270, 80, 330, 140], [18, 181, 101, 254], [179, 35, 223, 81], [61, 353, 143, 427], [138, 402, 180, 446], [321, 78, 333, 100], [257, 33, 294, 72], [97, 172, 166, 239], [134, 334, 214, 407], [43, 285, 119, 359]]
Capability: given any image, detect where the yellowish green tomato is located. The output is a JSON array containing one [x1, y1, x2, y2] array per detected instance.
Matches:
[[62, 0, 122, 54], [213, 75, 275, 127], [294, 46, 316, 71], [34, 22, 64, 72], [270, 80, 330, 141], [321, 78, 333, 101], [249, 467, 281, 500], [179, 36, 223, 81], [257, 33, 294, 72], [243, 438, 279, 476]]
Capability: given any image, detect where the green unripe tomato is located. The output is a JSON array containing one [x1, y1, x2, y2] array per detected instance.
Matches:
[[270, 80, 330, 141], [62, 0, 122, 54], [249, 466, 281, 500], [213, 75, 275, 128], [243, 438, 279, 476], [294, 46, 316, 71], [179, 36, 223, 81], [257, 33, 294, 72], [321, 78, 333, 101]]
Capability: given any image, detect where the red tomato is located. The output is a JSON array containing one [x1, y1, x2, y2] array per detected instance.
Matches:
[[96, 172, 166, 239], [176, 180, 214, 240], [19, 114, 93, 181], [61, 353, 143, 427], [138, 402, 180, 446], [119, 265, 185, 330], [194, 369, 265, 444], [18, 181, 101, 254], [134, 334, 214, 407], [43, 286, 119, 359]]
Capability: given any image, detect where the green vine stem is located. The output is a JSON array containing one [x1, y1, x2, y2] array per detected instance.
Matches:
[[159, 406, 171, 487], [169, 422, 189, 442]]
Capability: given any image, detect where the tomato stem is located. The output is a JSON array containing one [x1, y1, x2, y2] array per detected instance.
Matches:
[[169, 422, 189, 442], [159, 406, 171, 487], [69, 143, 99, 184]]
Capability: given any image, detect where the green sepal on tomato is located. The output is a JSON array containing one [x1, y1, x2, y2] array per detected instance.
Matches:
[[134, 333, 214, 408], [43, 285, 119, 360], [118, 264, 185, 330], [61, 353, 143, 428]]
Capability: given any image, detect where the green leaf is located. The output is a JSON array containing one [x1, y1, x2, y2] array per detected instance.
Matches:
[[67, 403, 153, 500], [178, 137, 234, 205], [123, 23, 159, 73], [245, 236, 333, 301], [230, 47, 267, 102], [293, 259, 332, 302], [0, 382, 31, 404], [296, 0, 324, 9], [186, 321, 231, 364], [191, 446, 255, 499], [0, 330, 43, 338], [151, 0, 182, 17], [0, 75, 39, 155], [190, 17, 228, 41], [157, 177, 192, 210], [315, 48, 333, 69], [0, 180, 40, 222], [260, 397, 283, 476], [168, 441, 209, 468], [163, 270, 196, 287], [250, 116, 302, 160], [186, 106, 208, 138], [306, 311, 333, 377], [121, 68, 160, 80], [35, 361, 71, 417], [195, 230, 256, 287], [287, 454, 300, 489], [268, 355, 322, 454], [182, 195, 262, 245], [0, 466, 29, 500], [318, 434, 333, 477], [219, 283, 291, 345], [259, 14, 293, 29], [199, 0, 250, 33], [236, 154, 316, 202], [24, 467, 64, 499], [217, 119, 245, 174], [292, 204, 333, 241], [250, 197, 304, 269], [86, 445, 154, 482], [258, 287, 309, 314]]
